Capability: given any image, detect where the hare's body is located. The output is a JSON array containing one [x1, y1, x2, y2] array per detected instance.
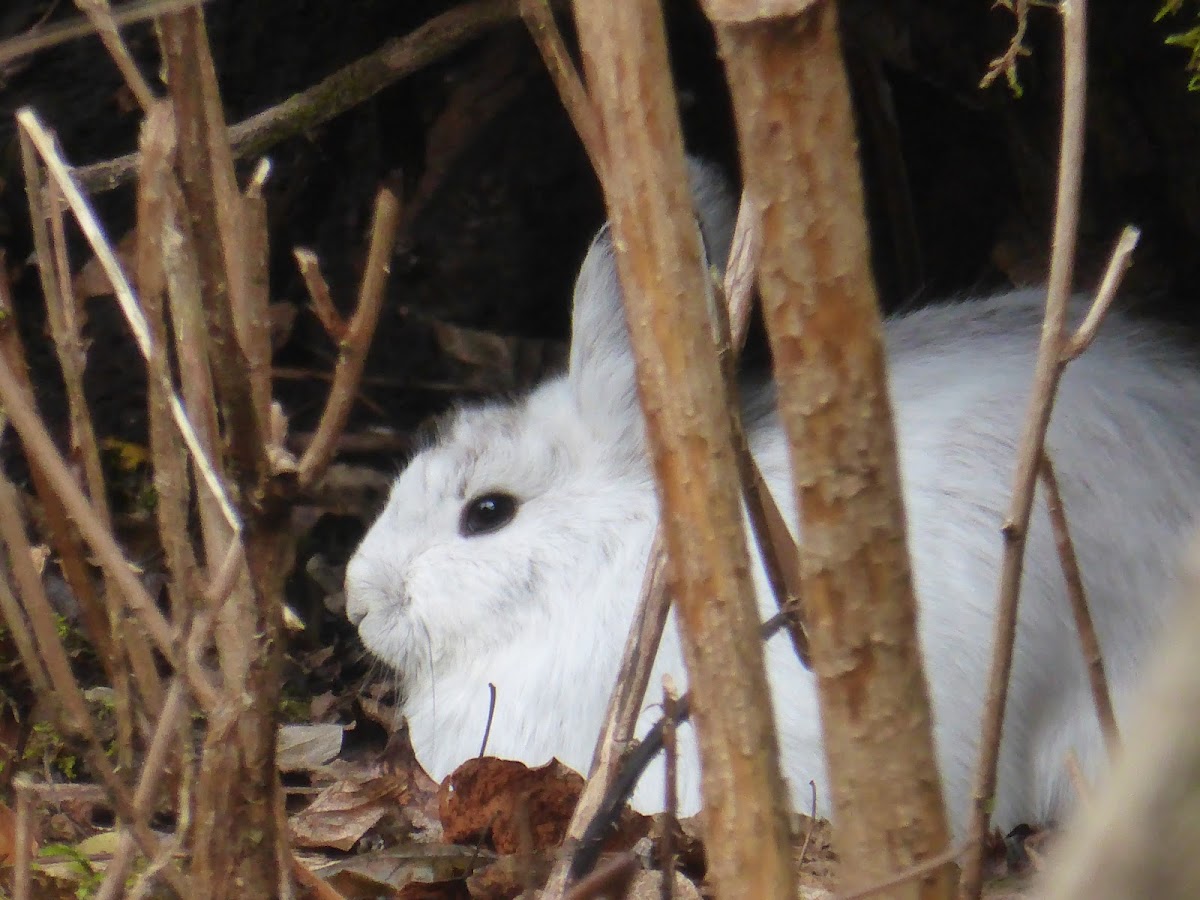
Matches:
[[345, 163, 1200, 837]]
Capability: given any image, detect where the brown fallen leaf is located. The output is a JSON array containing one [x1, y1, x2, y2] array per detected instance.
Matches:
[[465, 850, 556, 900], [290, 768, 395, 852], [394, 877, 473, 899], [277, 723, 345, 773], [0, 798, 19, 864], [439, 757, 650, 857], [290, 728, 441, 852], [303, 844, 493, 895]]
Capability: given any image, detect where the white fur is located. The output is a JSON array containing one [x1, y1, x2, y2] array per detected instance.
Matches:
[[344, 161, 1200, 838]]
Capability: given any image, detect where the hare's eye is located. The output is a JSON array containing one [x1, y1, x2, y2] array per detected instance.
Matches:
[[460, 492, 518, 537]]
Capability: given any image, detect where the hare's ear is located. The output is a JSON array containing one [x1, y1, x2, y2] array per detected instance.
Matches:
[[568, 158, 737, 451]]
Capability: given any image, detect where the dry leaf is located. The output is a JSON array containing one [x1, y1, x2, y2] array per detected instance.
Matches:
[[464, 850, 556, 900], [394, 877, 473, 899], [0, 799, 19, 864], [290, 767, 397, 851], [290, 726, 442, 851], [277, 723, 345, 772], [439, 757, 650, 856], [306, 845, 493, 896]]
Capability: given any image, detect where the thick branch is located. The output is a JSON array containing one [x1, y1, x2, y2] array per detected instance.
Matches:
[[707, 1, 953, 895], [572, 3, 797, 899]]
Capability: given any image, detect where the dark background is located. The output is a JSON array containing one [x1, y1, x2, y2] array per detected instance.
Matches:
[[3, 0, 1200, 594]]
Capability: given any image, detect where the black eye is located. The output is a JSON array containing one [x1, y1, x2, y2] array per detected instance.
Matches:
[[459, 492, 518, 537]]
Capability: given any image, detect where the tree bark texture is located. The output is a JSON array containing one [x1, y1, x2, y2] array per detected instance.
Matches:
[[160, 8, 284, 896], [572, 3, 797, 898], [706, 1, 954, 895]]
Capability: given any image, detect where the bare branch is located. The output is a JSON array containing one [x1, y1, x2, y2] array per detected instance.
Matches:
[[709, 1, 953, 893], [297, 185, 402, 489], [0, 0, 210, 66], [74, 0, 159, 111], [520, 0, 607, 179], [0, 349, 220, 710], [74, 0, 529, 194], [0, 262, 111, 662], [573, 2, 797, 897], [94, 681, 188, 900], [960, 2, 1092, 894], [1061, 225, 1139, 361], [1038, 451, 1120, 751], [293, 248, 347, 341], [15, 107, 244, 537], [13, 775, 33, 900], [159, 8, 267, 497], [0, 475, 188, 894]]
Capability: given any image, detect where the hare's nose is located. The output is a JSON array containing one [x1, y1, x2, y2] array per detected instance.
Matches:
[[343, 556, 375, 627]]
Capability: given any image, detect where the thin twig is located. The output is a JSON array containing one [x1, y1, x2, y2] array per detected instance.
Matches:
[[709, 214, 809, 669], [0, 351, 220, 709], [959, 2, 1091, 895], [542, 532, 670, 897], [136, 99, 201, 624], [35, 155, 165, 733], [0, 262, 128, 722], [160, 8, 266, 499], [293, 248, 347, 341], [15, 107, 243, 537], [570, 609, 793, 879], [74, 0, 530, 194], [549, 194, 790, 894], [153, 132, 234, 566], [723, 189, 764, 353], [74, 0, 158, 110], [0, 474, 110, 743], [661, 674, 678, 900], [126, 840, 183, 900], [94, 681, 188, 900], [1061, 226, 1140, 361], [480, 683, 498, 757], [16, 783, 109, 803], [0, 568, 52, 698], [239, 162, 274, 436], [0, 475, 189, 894], [980, 0, 1035, 93], [520, 0, 607, 179], [14, 137, 119, 670], [0, 0, 210, 66], [14, 774, 32, 900], [1038, 450, 1120, 751], [297, 185, 402, 488], [798, 781, 819, 868]]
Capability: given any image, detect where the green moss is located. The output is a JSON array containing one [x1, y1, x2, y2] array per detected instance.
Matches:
[[22, 721, 78, 780], [276, 694, 308, 724]]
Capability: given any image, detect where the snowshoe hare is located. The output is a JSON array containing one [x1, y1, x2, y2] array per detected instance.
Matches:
[[345, 160, 1200, 836]]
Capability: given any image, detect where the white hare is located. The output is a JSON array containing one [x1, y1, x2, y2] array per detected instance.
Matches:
[[344, 160, 1200, 837]]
